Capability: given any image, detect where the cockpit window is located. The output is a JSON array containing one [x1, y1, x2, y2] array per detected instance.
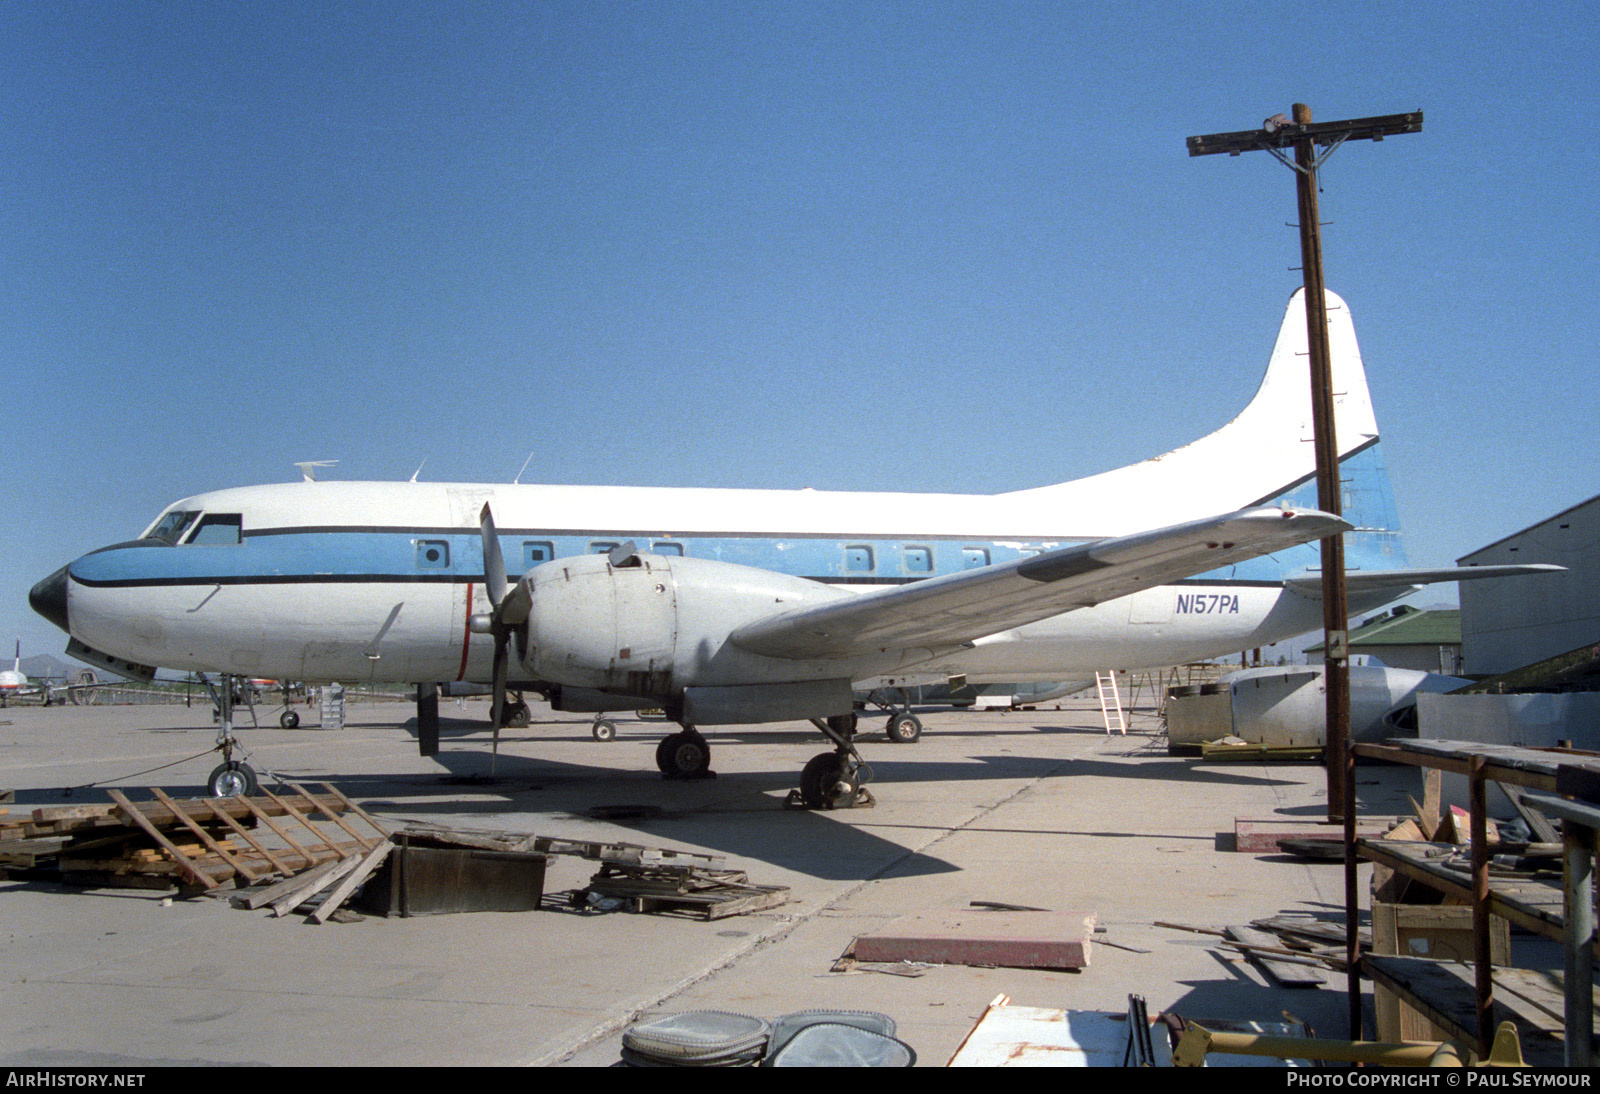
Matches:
[[146, 510, 200, 545], [188, 514, 243, 546]]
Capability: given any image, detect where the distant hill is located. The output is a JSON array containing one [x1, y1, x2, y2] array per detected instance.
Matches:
[[19, 653, 89, 680]]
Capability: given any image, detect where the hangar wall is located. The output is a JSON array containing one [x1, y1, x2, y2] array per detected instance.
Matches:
[[1457, 493, 1600, 675]]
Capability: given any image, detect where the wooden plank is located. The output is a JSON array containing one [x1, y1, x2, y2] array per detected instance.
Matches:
[[236, 856, 352, 910], [1357, 838, 1568, 943], [271, 854, 363, 917], [286, 782, 371, 849], [201, 796, 296, 878], [150, 787, 261, 884], [308, 839, 393, 924], [850, 910, 1096, 969], [1251, 916, 1370, 950], [1225, 925, 1326, 986], [311, 782, 389, 840], [255, 785, 342, 852], [1363, 956, 1576, 1066], [238, 795, 320, 869], [106, 788, 216, 890]]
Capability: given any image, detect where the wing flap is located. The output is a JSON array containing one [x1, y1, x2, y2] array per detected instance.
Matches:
[[730, 507, 1348, 660]]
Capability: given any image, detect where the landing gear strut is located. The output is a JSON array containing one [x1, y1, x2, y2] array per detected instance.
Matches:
[[201, 672, 259, 798], [788, 716, 874, 810], [655, 725, 713, 779], [862, 687, 923, 743]]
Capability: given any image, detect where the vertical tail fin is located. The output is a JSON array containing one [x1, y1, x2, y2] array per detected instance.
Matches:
[[1002, 289, 1405, 570]]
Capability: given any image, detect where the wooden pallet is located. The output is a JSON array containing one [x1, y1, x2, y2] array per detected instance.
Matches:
[[583, 861, 789, 920], [2, 781, 389, 893], [105, 782, 389, 891]]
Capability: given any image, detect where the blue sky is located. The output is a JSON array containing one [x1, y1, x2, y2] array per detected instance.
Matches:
[[4, 2, 1596, 664]]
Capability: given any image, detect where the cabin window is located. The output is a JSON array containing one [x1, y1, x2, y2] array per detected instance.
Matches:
[[903, 546, 932, 573], [146, 510, 199, 545], [415, 539, 450, 568], [962, 547, 990, 569], [844, 545, 875, 572], [589, 541, 618, 555], [652, 541, 684, 556], [188, 514, 242, 546], [522, 541, 553, 568]]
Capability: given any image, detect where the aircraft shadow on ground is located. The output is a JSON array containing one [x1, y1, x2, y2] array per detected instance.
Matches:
[[139, 714, 967, 882]]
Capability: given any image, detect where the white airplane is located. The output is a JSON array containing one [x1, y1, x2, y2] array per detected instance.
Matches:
[[0, 639, 92, 706], [28, 290, 1552, 803], [0, 639, 30, 702]]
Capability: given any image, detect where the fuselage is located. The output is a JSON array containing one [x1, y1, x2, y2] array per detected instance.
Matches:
[[36, 468, 1401, 689]]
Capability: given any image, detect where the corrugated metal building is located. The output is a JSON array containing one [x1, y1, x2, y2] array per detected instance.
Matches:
[[1457, 493, 1600, 676]]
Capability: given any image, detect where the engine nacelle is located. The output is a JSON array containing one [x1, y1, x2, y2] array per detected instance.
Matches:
[[519, 552, 852, 714]]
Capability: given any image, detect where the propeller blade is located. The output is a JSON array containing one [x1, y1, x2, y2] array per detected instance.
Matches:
[[479, 503, 507, 612], [500, 582, 531, 627]]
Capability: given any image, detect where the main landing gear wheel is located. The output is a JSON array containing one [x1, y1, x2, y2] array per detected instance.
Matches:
[[799, 752, 859, 810], [501, 698, 531, 728], [592, 719, 617, 742], [279, 710, 300, 729], [655, 730, 712, 779], [208, 760, 258, 798], [885, 712, 922, 743]]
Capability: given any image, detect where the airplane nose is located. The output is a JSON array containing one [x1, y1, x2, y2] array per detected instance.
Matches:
[[30, 565, 70, 634]]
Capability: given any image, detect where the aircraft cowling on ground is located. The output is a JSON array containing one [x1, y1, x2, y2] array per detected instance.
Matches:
[[515, 551, 861, 724]]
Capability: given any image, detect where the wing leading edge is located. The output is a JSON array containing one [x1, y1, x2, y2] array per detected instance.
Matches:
[[729, 507, 1349, 661]]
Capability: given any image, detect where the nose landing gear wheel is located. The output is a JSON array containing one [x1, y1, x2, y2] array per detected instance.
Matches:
[[208, 760, 258, 798], [885, 712, 922, 743], [592, 719, 617, 742], [279, 710, 300, 729]]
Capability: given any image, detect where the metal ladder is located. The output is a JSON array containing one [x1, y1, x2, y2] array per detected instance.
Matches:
[[1095, 671, 1126, 735]]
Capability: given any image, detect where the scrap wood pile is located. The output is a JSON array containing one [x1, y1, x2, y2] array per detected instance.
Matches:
[[403, 821, 792, 920], [0, 782, 390, 905], [1156, 915, 1368, 986]]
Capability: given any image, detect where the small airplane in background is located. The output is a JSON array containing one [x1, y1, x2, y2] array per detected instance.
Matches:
[[29, 289, 1558, 802], [0, 639, 103, 707], [0, 640, 31, 704]]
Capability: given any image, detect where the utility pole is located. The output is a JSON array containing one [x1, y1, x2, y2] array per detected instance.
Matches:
[[1188, 103, 1421, 1042], [1186, 105, 1421, 819]]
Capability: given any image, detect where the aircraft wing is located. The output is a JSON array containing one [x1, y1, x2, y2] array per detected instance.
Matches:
[[1284, 564, 1565, 595], [729, 507, 1348, 660]]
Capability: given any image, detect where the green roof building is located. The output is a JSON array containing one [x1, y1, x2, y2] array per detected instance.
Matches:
[[1307, 605, 1461, 674]]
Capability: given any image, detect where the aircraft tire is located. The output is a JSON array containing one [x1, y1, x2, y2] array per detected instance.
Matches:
[[208, 761, 258, 799], [800, 752, 857, 809], [280, 710, 301, 729], [886, 713, 923, 743], [505, 700, 531, 728], [656, 731, 710, 777], [592, 719, 617, 742]]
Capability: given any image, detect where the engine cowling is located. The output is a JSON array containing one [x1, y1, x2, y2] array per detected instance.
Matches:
[[518, 552, 852, 712]]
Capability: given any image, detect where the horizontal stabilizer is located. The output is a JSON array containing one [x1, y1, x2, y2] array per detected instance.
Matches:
[[1285, 564, 1565, 595], [731, 507, 1349, 661]]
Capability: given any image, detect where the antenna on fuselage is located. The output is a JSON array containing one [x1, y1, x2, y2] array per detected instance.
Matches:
[[410, 460, 426, 483], [294, 460, 338, 483], [513, 451, 535, 485]]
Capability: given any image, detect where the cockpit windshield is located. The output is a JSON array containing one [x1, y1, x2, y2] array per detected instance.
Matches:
[[145, 509, 200, 545]]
